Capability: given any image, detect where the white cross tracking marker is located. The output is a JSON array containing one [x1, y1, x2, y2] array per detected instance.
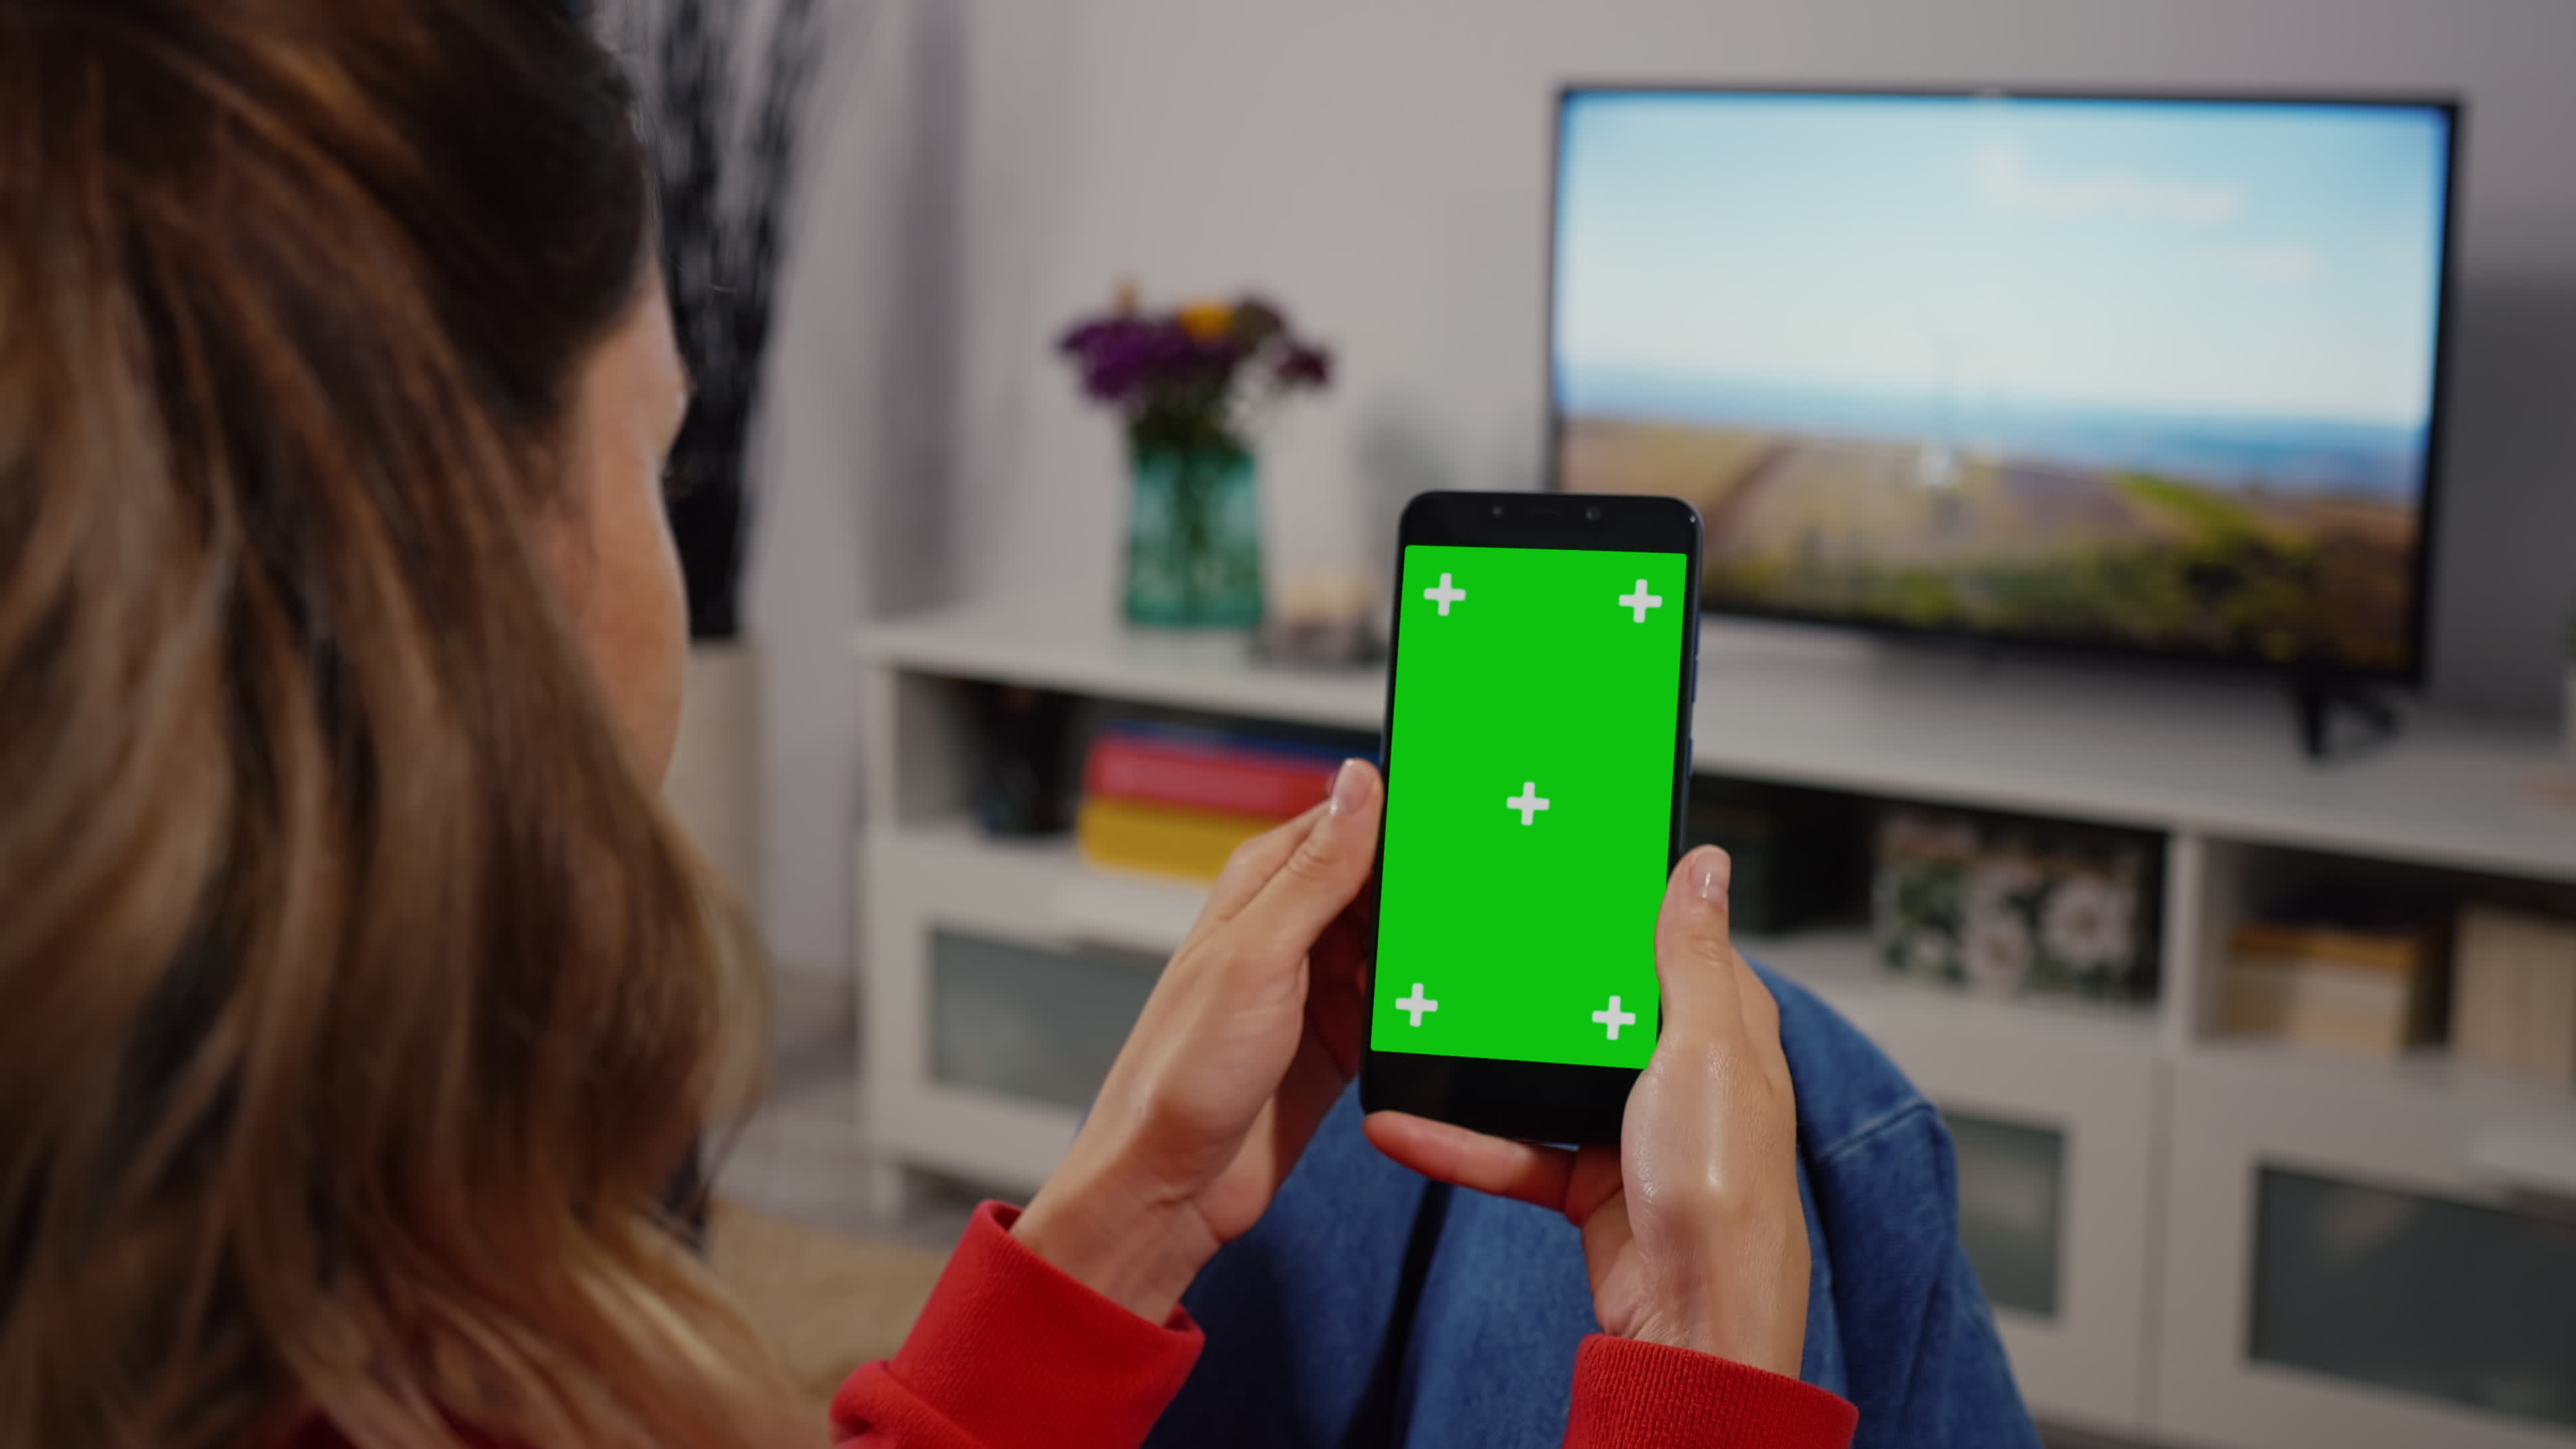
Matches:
[[1593, 995, 1638, 1041], [1424, 572, 1467, 616], [1395, 982, 1440, 1026], [1619, 579, 1664, 623], [1506, 781, 1551, 826]]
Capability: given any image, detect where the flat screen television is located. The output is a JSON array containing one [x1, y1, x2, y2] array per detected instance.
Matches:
[[1549, 87, 2459, 682]]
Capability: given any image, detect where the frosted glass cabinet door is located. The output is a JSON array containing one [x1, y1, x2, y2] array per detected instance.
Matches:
[[2250, 1167, 2576, 1431], [1945, 1109, 2068, 1320], [2160, 1050, 2576, 1449], [928, 928, 1159, 1110], [861, 826, 1205, 1201], [1823, 993, 2155, 1437]]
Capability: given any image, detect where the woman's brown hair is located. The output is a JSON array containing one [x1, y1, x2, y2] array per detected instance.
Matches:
[[0, 2, 798, 1445]]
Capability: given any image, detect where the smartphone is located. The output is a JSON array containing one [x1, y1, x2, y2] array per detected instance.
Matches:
[[1360, 491, 1702, 1144]]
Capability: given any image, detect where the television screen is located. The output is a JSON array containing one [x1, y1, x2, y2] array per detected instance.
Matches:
[[1550, 89, 2456, 678]]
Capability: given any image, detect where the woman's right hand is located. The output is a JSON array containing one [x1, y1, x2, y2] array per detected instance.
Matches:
[[1363, 846, 1809, 1375]]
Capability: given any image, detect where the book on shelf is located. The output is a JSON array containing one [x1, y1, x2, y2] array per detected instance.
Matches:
[[1074, 721, 1358, 882], [1081, 722, 1342, 820], [2218, 921, 2438, 1061], [2452, 904, 2576, 1088], [1076, 796, 1279, 882]]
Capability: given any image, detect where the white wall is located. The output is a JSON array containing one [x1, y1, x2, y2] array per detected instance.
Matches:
[[737, 0, 924, 974], [938, 0, 2576, 713]]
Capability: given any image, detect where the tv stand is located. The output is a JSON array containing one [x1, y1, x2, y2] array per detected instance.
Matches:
[[2290, 674, 2400, 763], [858, 598, 2576, 1449]]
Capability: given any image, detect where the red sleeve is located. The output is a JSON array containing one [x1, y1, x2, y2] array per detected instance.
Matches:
[[827, 1201, 1851, 1449], [830, 1202, 1202, 1449], [1564, 1335, 1858, 1449]]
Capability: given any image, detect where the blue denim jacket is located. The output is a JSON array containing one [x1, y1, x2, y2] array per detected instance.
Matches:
[[1146, 964, 2041, 1448]]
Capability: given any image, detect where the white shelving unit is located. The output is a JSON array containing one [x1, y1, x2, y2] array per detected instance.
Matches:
[[855, 595, 2576, 1448]]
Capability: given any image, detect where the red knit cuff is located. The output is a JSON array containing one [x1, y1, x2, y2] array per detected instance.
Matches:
[[1566, 1335, 1858, 1449], [830, 1202, 1203, 1449]]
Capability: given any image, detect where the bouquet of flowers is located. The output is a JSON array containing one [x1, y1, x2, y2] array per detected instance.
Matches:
[[1058, 288, 1332, 459], [1056, 288, 1334, 628]]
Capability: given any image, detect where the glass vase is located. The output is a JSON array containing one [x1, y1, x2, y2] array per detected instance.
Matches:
[[1123, 439, 1263, 629]]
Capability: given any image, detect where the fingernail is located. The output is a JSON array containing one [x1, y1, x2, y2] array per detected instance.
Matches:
[[1694, 849, 1731, 902], [1329, 758, 1369, 816]]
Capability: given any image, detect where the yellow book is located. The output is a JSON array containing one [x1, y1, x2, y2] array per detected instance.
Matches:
[[1077, 796, 1277, 882], [2227, 922, 2426, 975]]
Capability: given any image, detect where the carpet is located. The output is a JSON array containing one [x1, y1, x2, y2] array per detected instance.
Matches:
[[708, 1197, 952, 1407]]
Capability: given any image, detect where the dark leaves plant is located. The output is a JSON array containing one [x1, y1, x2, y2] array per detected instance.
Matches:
[[633, 0, 840, 639]]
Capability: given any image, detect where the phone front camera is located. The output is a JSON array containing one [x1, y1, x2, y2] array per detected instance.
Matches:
[[1585, 506, 1602, 522], [1491, 504, 1505, 518]]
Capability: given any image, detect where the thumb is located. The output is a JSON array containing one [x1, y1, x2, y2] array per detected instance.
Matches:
[[1236, 759, 1383, 956], [1652, 846, 1744, 1047]]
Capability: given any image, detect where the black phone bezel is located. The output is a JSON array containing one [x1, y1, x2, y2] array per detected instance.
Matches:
[[1358, 490, 1704, 1145]]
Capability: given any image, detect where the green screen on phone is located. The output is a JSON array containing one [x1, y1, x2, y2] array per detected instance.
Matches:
[[1373, 543, 1690, 1069]]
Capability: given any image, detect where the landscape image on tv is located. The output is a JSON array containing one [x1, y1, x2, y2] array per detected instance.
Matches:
[[1553, 92, 2451, 673]]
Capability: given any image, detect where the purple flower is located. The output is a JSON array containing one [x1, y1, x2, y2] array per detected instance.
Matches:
[[1275, 343, 1332, 389], [1054, 289, 1333, 447]]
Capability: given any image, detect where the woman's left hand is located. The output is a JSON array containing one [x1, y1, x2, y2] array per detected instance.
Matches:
[[1012, 759, 1382, 1322]]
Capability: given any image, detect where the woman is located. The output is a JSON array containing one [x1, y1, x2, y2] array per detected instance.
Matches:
[[0, 2, 1850, 1446]]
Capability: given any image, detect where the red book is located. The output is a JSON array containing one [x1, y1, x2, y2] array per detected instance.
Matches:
[[1083, 730, 1340, 820]]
